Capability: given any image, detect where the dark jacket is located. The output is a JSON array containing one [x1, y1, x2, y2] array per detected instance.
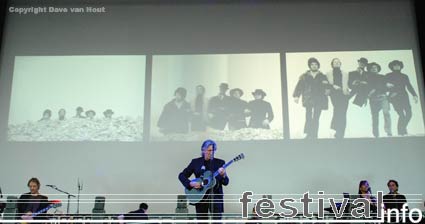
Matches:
[[386, 71, 417, 105], [17, 193, 49, 219], [228, 97, 248, 130], [124, 209, 149, 220], [367, 72, 388, 99], [247, 99, 274, 129], [157, 99, 191, 134], [348, 69, 369, 106], [207, 95, 231, 130], [178, 157, 230, 213], [293, 70, 329, 110]]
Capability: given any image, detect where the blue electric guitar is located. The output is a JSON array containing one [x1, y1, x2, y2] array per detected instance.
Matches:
[[21, 200, 62, 221], [185, 153, 245, 204]]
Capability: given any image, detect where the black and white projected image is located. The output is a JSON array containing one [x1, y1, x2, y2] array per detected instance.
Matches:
[[151, 53, 284, 141], [287, 50, 425, 139], [8, 56, 146, 141]]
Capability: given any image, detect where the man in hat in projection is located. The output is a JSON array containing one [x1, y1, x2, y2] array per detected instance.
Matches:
[[248, 89, 274, 129], [385, 60, 418, 136], [366, 62, 392, 137], [228, 88, 248, 130], [348, 57, 370, 107], [157, 87, 191, 134]]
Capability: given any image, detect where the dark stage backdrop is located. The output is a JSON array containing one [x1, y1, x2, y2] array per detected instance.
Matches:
[[0, 0, 424, 214]]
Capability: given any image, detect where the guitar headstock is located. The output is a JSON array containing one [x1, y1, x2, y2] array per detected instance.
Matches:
[[233, 153, 245, 162]]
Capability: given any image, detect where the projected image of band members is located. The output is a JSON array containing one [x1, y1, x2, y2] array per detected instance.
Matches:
[[208, 83, 231, 130], [326, 58, 350, 138], [366, 62, 392, 137], [228, 88, 248, 130], [191, 85, 208, 132], [248, 89, 274, 129], [386, 60, 418, 136], [157, 87, 191, 134], [293, 58, 330, 139]]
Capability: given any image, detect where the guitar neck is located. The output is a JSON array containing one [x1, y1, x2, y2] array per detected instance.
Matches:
[[32, 204, 53, 217], [213, 160, 233, 177]]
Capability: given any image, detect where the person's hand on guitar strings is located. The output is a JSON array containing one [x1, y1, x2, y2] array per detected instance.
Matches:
[[190, 181, 202, 189]]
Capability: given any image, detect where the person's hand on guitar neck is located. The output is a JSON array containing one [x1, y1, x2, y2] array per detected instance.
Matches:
[[218, 167, 226, 177]]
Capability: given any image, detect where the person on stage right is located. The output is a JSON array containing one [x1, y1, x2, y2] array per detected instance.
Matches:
[[383, 180, 408, 222]]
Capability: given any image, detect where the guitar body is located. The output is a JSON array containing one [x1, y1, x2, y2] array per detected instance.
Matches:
[[185, 170, 216, 205]]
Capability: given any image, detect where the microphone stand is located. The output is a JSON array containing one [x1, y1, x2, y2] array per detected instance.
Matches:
[[47, 185, 76, 214], [76, 179, 83, 214]]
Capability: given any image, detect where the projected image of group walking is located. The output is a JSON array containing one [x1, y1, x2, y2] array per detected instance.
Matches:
[[156, 83, 278, 140], [288, 50, 424, 139]]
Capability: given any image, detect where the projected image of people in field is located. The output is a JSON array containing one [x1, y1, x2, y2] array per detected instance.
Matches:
[[7, 56, 146, 141]]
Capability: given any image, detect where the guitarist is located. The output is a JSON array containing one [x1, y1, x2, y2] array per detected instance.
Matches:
[[17, 177, 49, 220], [178, 139, 229, 222]]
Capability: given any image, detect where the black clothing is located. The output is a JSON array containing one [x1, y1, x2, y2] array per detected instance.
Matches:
[[228, 97, 248, 130], [330, 91, 349, 138], [367, 72, 388, 98], [124, 209, 149, 220], [293, 71, 329, 110], [208, 95, 231, 130], [17, 193, 49, 219], [348, 69, 369, 106], [383, 193, 408, 223], [305, 106, 322, 138], [386, 71, 418, 135], [368, 72, 392, 137], [192, 95, 207, 132], [157, 99, 191, 134], [293, 71, 329, 138], [383, 193, 408, 211], [330, 68, 349, 138], [247, 99, 274, 129], [333, 68, 343, 88], [178, 157, 229, 220]]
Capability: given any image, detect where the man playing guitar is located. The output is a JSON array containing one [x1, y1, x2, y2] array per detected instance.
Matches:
[[178, 139, 229, 222], [18, 177, 49, 220]]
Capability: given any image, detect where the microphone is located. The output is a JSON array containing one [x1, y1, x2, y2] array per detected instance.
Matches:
[[0, 187, 3, 198], [46, 185, 56, 188]]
